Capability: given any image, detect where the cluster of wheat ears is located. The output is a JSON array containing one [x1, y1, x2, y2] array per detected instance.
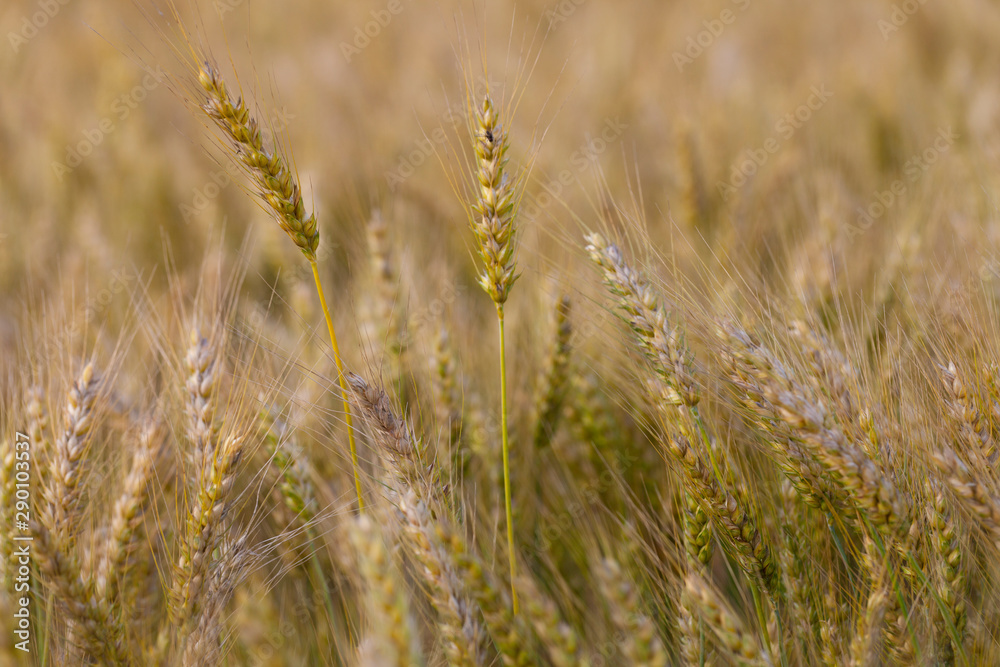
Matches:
[[5, 7, 1000, 667]]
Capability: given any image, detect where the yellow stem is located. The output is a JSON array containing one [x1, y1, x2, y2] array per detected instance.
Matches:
[[497, 304, 519, 614], [310, 260, 364, 511]]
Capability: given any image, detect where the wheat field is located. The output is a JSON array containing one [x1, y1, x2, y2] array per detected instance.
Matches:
[[3, 0, 1000, 664]]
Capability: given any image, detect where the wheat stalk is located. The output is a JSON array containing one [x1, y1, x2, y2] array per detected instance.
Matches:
[[195, 62, 364, 510], [469, 93, 521, 613]]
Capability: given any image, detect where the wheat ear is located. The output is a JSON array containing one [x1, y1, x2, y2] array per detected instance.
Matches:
[[927, 483, 967, 665], [940, 361, 996, 466], [46, 362, 98, 543], [684, 572, 772, 667], [180, 536, 250, 667], [932, 448, 1000, 547], [585, 233, 698, 409], [0, 439, 15, 591], [669, 436, 781, 598], [171, 433, 246, 645], [346, 372, 436, 495], [532, 294, 573, 452], [263, 413, 318, 526], [398, 490, 487, 666], [848, 539, 889, 667], [185, 329, 219, 475], [723, 324, 910, 541], [33, 367, 133, 663], [350, 514, 420, 667], [469, 94, 520, 613], [27, 386, 51, 486], [516, 574, 586, 667], [96, 421, 160, 605], [350, 374, 533, 664], [195, 63, 364, 510], [33, 520, 130, 664], [430, 327, 465, 464], [596, 558, 668, 667], [585, 236, 779, 599], [365, 211, 406, 393], [346, 373, 484, 664]]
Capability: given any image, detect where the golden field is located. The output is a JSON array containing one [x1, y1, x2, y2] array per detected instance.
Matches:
[[2, 0, 1000, 664]]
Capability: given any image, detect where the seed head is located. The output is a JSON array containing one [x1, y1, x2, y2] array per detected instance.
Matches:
[[197, 63, 319, 260], [470, 96, 518, 306]]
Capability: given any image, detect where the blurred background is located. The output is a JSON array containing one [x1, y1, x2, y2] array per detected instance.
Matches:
[[4, 0, 1000, 342]]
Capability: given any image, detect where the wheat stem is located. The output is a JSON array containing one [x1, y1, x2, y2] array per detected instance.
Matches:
[[497, 305, 518, 614], [311, 259, 364, 511]]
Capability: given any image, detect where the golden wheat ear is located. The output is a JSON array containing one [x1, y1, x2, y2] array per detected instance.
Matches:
[[684, 572, 772, 666], [192, 61, 365, 510]]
